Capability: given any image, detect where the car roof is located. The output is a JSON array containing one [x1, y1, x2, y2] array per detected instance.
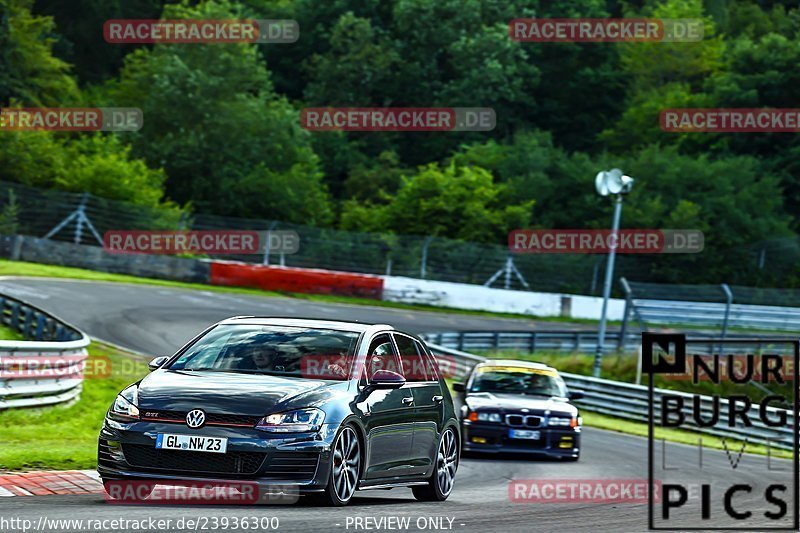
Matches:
[[217, 316, 394, 334], [476, 359, 558, 373]]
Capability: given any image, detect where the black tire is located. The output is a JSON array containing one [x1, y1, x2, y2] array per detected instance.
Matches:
[[413, 426, 458, 502], [311, 425, 361, 506]]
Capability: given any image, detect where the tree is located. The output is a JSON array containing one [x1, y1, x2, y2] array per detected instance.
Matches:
[[341, 162, 532, 242], [0, 0, 79, 106], [103, 0, 333, 224]]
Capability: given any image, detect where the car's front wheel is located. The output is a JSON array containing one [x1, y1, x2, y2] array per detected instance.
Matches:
[[413, 426, 458, 502], [312, 425, 361, 506]]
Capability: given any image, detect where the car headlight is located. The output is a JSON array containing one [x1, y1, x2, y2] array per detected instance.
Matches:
[[467, 411, 502, 423], [548, 416, 578, 427], [109, 385, 140, 421], [255, 408, 325, 433]]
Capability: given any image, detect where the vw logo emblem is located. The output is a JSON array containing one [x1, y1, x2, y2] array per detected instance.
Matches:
[[185, 409, 206, 428]]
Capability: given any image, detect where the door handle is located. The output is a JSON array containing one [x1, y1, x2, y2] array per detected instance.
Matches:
[[402, 397, 414, 406], [432, 395, 443, 403]]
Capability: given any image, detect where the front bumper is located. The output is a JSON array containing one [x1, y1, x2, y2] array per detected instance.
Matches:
[[97, 418, 338, 492], [461, 420, 580, 458]]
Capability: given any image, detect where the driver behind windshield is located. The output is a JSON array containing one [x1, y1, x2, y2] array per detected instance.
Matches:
[[242, 343, 285, 372], [472, 369, 565, 397]]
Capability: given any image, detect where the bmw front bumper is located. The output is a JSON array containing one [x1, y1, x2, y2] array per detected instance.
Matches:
[[460, 420, 581, 458]]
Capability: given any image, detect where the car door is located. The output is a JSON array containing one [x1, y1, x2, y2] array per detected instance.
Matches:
[[394, 334, 442, 476], [361, 333, 416, 479]]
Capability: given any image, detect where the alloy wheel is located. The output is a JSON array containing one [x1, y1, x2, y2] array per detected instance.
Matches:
[[332, 426, 360, 503], [436, 428, 457, 496]]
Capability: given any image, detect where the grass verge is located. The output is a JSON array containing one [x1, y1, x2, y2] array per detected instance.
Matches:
[[0, 342, 148, 471], [0, 324, 23, 341], [583, 410, 792, 460]]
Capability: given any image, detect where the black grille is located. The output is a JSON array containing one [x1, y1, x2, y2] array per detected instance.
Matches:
[[265, 452, 319, 480], [141, 410, 261, 427], [122, 444, 265, 474], [506, 414, 542, 428]]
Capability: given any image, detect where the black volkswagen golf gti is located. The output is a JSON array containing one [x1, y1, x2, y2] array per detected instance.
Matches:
[[98, 317, 459, 506]]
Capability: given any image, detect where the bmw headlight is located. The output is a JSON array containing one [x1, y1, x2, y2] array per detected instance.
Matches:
[[109, 384, 140, 421], [255, 408, 325, 433], [548, 416, 578, 427], [467, 411, 502, 423]]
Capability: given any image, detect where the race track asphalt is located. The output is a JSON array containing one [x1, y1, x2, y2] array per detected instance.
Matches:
[[0, 277, 792, 532]]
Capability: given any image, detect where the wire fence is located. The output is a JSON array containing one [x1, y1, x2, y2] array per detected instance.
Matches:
[[0, 179, 798, 295], [0, 180, 661, 294]]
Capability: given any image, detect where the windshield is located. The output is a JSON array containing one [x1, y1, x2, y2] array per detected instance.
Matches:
[[167, 324, 360, 380], [469, 367, 567, 397]]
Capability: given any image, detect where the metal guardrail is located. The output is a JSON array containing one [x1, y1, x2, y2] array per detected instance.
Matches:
[[423, 330, 638, 354], [423, 330, 800, 356], [428, 341, 794, 450], [0, 293, 90, 410]]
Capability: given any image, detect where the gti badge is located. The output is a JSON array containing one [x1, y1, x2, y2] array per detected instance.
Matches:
[[186, 409, 206, 428]]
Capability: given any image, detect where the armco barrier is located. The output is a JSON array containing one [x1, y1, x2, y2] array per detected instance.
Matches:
[[0, 292, 90, 409], [428, 342, 795, 451], [209, 261, 384, 299]]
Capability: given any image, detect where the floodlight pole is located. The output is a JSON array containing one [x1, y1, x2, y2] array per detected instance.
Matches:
[[593, 195, 623, 378]]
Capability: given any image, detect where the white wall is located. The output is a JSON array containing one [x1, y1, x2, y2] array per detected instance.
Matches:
[[382, 276, 625, 321]]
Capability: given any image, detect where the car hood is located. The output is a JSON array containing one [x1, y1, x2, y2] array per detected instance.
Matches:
[[136, 369, 348, 416], [465, 392, 578, 416]]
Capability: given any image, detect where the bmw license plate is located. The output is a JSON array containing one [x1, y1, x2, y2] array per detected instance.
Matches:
[[509, 429, 540, 440], [155, 434, 228, 454]]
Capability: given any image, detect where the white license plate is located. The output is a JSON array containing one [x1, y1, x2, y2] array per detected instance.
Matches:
[[509, 429, 540, 440], [155, 434, 228, 454]]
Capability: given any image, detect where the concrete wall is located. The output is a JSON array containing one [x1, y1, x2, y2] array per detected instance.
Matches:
[[383, 276, 625, 320], [4, 236, 210, 283]]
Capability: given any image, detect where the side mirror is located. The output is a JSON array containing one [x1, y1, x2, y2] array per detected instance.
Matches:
[[368, 369, 406, 390], [569, 390, 585, 401], [452, 382, 466, 393], [148, 356, 170, 371]]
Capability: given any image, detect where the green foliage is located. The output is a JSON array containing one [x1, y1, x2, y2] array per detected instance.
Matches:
[[0, 188, 19, 234], [0, 0, 79, 106], [342, 162, 533, 242], [0, 130, 172, 208], [103, 0, 333, 224], [0, 0, 798, 286]]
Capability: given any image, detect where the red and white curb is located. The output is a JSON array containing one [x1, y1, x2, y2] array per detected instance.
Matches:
[[0, 470, 102, 496]]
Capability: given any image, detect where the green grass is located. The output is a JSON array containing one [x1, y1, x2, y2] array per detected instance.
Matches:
[[0, 259, 606, 324], [583, 410, 792, 460], [0, 342, 148, 471], [0, 324, 23, 341]]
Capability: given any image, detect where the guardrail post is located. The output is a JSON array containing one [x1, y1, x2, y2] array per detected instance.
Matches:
[[493, 332, 500, 350], [10, 302, 19, 331], [34, 313, 45, 340], [529, 332, 537, 353], [457, 332, 464, 351], [22, 308, 33, 337], [618, 277, 633, 351], [719, 283, 733, 355]]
